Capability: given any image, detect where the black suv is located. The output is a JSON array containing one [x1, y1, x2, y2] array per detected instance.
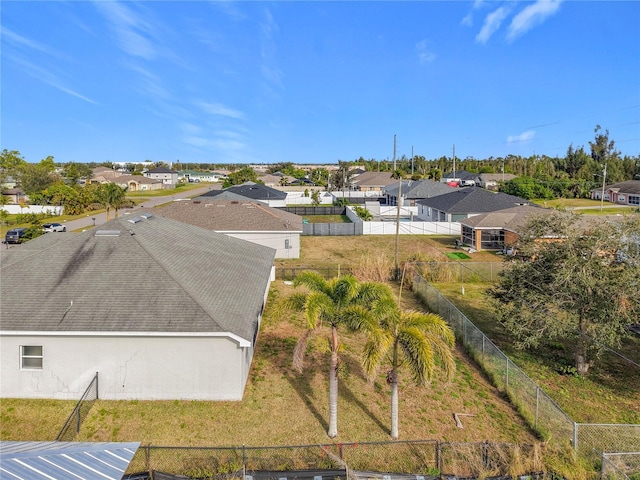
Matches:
[[5, 228, 28, 244]]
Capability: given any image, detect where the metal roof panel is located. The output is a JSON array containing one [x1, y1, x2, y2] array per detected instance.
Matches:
[[0, 441, 140, 480]]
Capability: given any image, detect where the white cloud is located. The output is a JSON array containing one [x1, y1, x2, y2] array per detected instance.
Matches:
[[2, 27, 57, 56], [507, 130, 536, 143], [416, 40, 436, 64], [507, 0, 563, 42], [7, 53, 97, 104], [461, 13, 473, 27], [476, 6, 510, 44], [93, 1, 156, 60], [195, 101, 245, 120], [260, 7, 284, 94]]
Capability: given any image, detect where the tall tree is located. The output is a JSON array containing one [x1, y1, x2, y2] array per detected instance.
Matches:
[[281, 272, 394, 438], [222, 167, 258, 187], [17, 162, 59, 195], [361, 306, 455, 439], [0, 149, 27, 184], [489, 211, 640, 375]]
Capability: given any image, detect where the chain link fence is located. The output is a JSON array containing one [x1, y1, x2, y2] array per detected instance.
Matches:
[[601, 452, 640, 479], [411, 262, 505, 283], [577, 424, 640, 456], [56, 372, 98, 441], [276, 262, 502, 284], [125, 440, 545, 479], [413, 276, 640, 463], [276, 267, 353, 281]]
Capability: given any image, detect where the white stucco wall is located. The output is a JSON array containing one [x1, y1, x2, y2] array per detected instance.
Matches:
[[0, 333, 252, 401], [225, 232, 300, 259]]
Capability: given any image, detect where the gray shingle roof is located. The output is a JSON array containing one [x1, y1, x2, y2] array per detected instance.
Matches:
[[459, 205, 550, 230], [0, 214, 275, 342], [383, 179, 455, 199], [156, 199, 303, 232], [417, 187, 532, 214], [602, 180, 640, 195], [351, 171, 395, 188], [198, 182, 287, 201], [146, 166, 178, 174]]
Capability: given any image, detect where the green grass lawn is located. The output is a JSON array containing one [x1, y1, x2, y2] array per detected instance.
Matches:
[[303, 214, 351, 223], [445, 252, 471, 260]]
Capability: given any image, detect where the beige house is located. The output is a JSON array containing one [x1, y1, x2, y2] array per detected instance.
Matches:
[[89, 167, 163, 191], [350, 171, 395, 192]]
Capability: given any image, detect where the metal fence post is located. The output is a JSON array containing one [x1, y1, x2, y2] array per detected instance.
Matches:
[[535, 387, 540, 429], [242, 444, 246, 477], [506, 358, 510, 391], [75, 407, 80, 434], [95, 371, 99, 399], [574, 423, 578, 452]]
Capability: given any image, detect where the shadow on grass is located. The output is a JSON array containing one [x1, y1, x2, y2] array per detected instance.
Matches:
[[257, 331, 329, 434], [257, 331, 389, 437]]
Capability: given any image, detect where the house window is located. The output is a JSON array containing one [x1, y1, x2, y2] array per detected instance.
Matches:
[[629, 195, 639, 206], [21, 345, 43, 369], [285, 239, 291, 249]]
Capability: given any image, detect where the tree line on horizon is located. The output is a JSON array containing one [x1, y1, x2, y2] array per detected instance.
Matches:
[[1, 126, 639, 204]]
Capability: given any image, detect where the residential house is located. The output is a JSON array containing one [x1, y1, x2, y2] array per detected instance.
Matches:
[[350, 171, 395, 193], [1, 187, 27, 205], [441, 170, 480, 187], [89, 166, 122, 183], [0, 214, 276, 401], [156, 199, 303, 259], [417, 187, 532, 222], [197, 182, 288, 207], [179, 170, 223, 183], [591, 180, 640, 207], [258, 173, 296, 187], [478, 173, 517, 191], [458, 205, 550, 251], [383, 179, 455, 206], [145, 166, 179, 186], [89, 167, 164, 191]]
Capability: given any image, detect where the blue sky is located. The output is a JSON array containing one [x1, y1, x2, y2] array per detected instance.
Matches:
[[2, 1, 639, 166]]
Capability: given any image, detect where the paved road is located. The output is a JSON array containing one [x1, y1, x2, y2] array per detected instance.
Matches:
[[64, 185, 217, 232]]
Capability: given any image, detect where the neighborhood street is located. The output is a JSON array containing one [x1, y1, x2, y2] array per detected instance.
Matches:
[[63, 185, 217, 232]]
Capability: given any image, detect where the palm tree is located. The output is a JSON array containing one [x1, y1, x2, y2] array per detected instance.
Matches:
[[282, 271, 395, 438], [361, 307, 456, 439], [95, 183, 127, 220]]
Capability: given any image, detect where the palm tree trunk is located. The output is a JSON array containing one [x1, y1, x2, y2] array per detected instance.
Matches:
[[328, 326, 339, 438], [390, 371, 399, 439]]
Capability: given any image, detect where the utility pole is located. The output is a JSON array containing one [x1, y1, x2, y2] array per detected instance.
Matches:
[[411, 145, 414, 175], [452, 144, 456, 182], [394, 173, 402, 280], [600, 163, 607, 211], [393, 134, 397, 171]]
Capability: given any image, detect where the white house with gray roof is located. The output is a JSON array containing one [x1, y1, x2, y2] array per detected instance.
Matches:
[[156, 199, 303, 259], [0, 214, 275, 401]]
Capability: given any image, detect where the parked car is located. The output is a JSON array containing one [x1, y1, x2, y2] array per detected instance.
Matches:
[[43, 223, 66, 233], [5, 228, 28, 244]]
